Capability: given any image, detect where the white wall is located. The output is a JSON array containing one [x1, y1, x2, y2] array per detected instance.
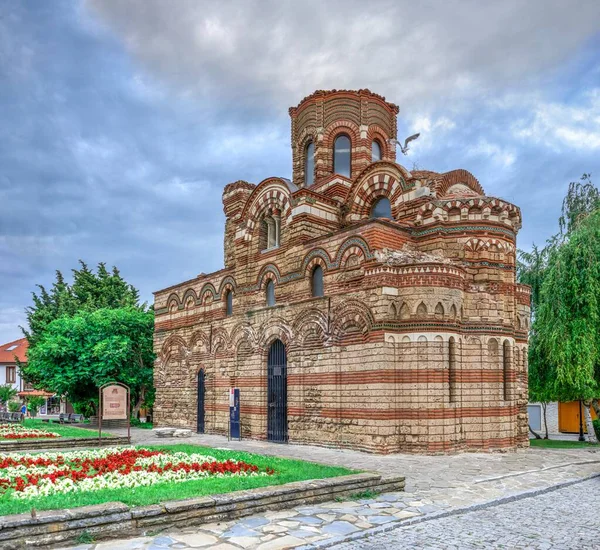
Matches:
[[0, 363, 21, 393], [528, 401, 559, 434]]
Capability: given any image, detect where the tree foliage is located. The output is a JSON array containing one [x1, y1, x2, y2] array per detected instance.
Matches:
[[0, 385, 17, 407], [22, 308, 154, 416], [559, 173, 600, 236], [23, 262, 142, 347], [535, 208, 600, 401], [519, 174, 600, 426]]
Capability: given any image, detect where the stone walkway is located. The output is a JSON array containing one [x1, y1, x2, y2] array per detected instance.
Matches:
[[54, 430, 600, 550], [331, 476, 600, 549]]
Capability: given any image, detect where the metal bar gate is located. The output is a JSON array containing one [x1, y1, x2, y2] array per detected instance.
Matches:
[[267, 339, 288, 443]]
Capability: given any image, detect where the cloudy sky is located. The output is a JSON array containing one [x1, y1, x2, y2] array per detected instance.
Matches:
[[1, 0, 599, 343]]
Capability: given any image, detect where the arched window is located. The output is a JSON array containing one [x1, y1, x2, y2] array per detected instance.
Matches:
[[305, 141, 314, 186], [333, 134, 351, 177], [261, 214, 280, 250], [311, 265, 324, 297], [266, 280, 276, 307], [225, 290, 233, 316], [371, 197, 392, 219], [371, 140, 382, 161]]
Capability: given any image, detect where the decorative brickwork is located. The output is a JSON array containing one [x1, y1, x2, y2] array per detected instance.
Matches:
[[153, 89, 530, 454]]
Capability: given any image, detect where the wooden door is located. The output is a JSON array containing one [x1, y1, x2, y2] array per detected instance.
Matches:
[[558, 401, 597, 433]]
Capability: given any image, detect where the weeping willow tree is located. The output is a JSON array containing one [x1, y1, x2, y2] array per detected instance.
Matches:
[[520, 174, 600, 440], [535, 207, 600, 440]]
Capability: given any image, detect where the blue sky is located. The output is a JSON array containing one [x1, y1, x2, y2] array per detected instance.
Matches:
[[1, 0, 599, 343]]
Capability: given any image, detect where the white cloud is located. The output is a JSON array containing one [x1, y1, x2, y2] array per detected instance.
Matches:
[[86, 0, 600, 112], [467, 139, 516, 169], [513, 90, 600, 151]]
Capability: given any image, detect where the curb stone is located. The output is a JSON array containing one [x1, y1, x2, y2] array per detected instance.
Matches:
[[298, 471, 600, 549]]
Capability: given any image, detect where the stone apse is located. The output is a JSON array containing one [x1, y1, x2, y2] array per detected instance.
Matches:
[[153, 89, 530, 453]]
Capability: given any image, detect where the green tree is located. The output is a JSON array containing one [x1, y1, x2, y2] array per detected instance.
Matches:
[[558, 173, 600, 236], [535, 208, 600, 438], [23, 261, 143, 346], [0, 385, 17, 408], [520, 174, 600, 440], [22, 307, 155, 416]]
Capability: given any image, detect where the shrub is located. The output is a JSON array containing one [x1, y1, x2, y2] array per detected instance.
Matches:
[[0, 385, 17, 407], [8, 401, 21, 413], [593, 419, 600, 441]]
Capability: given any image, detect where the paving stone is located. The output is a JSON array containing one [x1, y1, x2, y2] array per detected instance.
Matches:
[[367, 502, 391, 508], [277, 520, 300, 528], [367, 515, 396, 524], [169, 533, 219, 547], [227, 535, 262, 548], [316, 513, 336, 522], [264, 510, 299, 520], [321, 521, 360, 536], [338, 514, 358, 522], [262, 524, 288, 534], [393, 510, 421, 519], [376, 493, 402, 502], [197, 522, 229, 534], [222, 525, 260, 538], [417, 504, 441, 513], [255, 535, 304, 550], [294, 506, 329, 515], [241, 517, 270, 528], [355, 521, 373, 529], [147, 536, 175, 549], [295, 516, 323, 525], [287, 529, 322, 539]]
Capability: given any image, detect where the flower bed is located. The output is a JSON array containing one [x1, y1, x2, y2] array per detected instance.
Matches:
[[0, 424, 60, 440], [0, 447, 274, 500]]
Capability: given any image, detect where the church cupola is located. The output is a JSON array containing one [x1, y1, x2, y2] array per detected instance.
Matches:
[[289, 89, 399, 187]]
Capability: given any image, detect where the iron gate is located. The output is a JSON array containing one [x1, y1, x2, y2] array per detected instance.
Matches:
[[267, 339, 288, 442], [197, 369, 205, 433]]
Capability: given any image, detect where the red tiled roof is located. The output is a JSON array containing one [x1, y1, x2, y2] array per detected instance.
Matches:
[[0, 338, 28, 363], [18, 390, 54, 397]]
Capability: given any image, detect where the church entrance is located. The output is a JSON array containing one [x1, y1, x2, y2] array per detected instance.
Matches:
[[267, 339, 288, 442]]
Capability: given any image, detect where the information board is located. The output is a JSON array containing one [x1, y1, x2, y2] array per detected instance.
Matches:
[[98, 382, 130, 444], [102, 384, 128, 420]]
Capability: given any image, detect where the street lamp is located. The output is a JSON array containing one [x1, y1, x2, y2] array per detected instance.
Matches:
[[578, 400, 586, 442]]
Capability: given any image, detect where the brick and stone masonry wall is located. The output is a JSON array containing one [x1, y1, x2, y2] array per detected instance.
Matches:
[[152, 88, 530, 454]]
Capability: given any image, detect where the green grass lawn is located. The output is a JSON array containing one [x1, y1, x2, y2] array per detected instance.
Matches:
[[17, 419, 113, 439], [0, 444, 355, 516], [529, 438, 598, 449]]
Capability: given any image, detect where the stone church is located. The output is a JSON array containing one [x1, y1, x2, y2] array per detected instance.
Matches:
[[153, 89, 530, 453]]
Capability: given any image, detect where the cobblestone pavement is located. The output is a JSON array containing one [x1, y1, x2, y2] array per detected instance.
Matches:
[[331, 477, 600, 549], [54, 430, 600, 550]]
